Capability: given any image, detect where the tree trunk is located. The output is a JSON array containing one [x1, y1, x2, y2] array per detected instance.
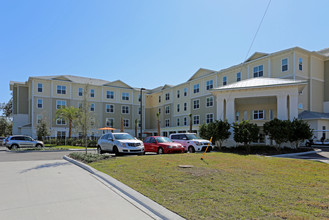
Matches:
[[157, 120, 160, 136], [69, 120, 72, 138]]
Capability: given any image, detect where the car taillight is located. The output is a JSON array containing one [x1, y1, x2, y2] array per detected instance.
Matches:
[[6, 140, 8, 143]]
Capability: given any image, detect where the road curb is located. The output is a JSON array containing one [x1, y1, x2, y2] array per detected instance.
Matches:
[[63, 155, 184, 220], [271, 149, 322, 158]]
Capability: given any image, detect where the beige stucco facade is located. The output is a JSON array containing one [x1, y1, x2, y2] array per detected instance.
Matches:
[[10, 46, 329, 145]]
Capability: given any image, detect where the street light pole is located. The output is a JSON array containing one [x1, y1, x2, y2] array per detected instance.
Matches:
[[140, 88, 145, 140]]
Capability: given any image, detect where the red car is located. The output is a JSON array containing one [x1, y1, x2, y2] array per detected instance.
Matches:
[[143, 136, 185, 154]]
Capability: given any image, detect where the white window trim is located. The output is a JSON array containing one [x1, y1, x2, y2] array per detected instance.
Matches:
[[37, 99, 43, 109], [106, 118, 114, 127], [56, 100, 66, 109], [253, 65, 264, 78], [106, 91, 114, 99], [206, 80, 214, 90], [298, 57, 303, 71], [36, 115, 42, 124], [206, 113, 214, 124], [90, 103, 95, 112], [165, 105, 170, 115], [223, 76, 227, 86], [123, 119, 130, 128], [122, 92, 130, 101], [56, 117, 67, 125], [193, 115, 200, 125], [106, 104, 114, 113], [183, 117, 187, 126], [206, 96, 214, 108], [37, 83, 43, 93], [281, 58, 288, 72], [193, 99, 200, 110], [253, 110, 265, 120], [193, 84, 200, 94], [121, 105, 130, 114], [165, 119, 170, 127]]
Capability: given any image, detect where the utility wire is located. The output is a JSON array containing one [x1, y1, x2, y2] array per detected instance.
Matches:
[[244, 0, 272, 60]]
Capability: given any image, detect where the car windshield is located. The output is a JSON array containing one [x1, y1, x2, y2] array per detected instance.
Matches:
[[186, 134, 200, 140], [156, 137, 173, 143], [113, 133, 135, 140]]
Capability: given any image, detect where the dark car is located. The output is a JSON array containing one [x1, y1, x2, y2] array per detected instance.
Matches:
[[143, 136, 185, 154]]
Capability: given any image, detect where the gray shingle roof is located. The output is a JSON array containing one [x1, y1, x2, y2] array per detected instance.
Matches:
[[31, 75, 110, 86], [298, 111, 329, 120], [213, 77, 307, 91]]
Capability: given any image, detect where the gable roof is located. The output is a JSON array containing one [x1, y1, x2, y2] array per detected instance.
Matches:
[[212, 77, 307, 92], [103, 80, 133, 89], [30, 75, 110, 86], [161, 84, 173, 90], [187, 68, 216, 81], [244, 52, 269, 63]]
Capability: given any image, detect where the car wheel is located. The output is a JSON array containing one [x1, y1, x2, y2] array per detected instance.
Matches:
[[157, 147, 164, 154], [97, 146, 103, 154], [188, 146, 195, 153], [36, 144, 43, 148], [113, 146, 120, 156], [11, 144, 19, 150]]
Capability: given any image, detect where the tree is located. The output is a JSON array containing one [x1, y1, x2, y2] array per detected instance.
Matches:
[[232, 120, 259, 149], [0, 117, 11, 136], [199, 120, 231, 148], [56, 106, 80, 138], [263, 118, 290, 149], [1, 97, 12, 117], [156, 112, 161, 136], [288, 118, 313, 148], [36, 118, 50, 141]]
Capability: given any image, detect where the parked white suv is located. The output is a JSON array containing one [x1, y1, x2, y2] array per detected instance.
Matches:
[[169, 133, 212, 153], [97, 133, 144, 155], [4, 135, 44, 150]]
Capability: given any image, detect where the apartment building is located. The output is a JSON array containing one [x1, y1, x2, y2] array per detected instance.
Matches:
[[10, 46, 329, 146]]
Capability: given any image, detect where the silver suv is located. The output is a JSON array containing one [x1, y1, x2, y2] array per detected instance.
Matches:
[[97, 133, 144, 155], [5, 135, 44, 150], [169, 133, 212, 153]]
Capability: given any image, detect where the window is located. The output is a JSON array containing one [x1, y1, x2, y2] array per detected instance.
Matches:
[[37, 99, 43, 108], [57, 85, 66, 94], [124, 119, 129, 128], [253, 110, 265, 120], [158, 108, 161, 114], [37, 115, 42, 124], [236, 112, 239, 121], [184, 103, 187, 111], [56, 100, 66, 109], [122, 105, 129, 114], [165, 119, 170, 127], [122, 92, 129, 101], [206, 80, 213, 90], [138, 94, 142, 102], [177, 104, 180, 112], [244, 111, 248, 120], [299, 57, 303, 71], [193, 84, 200, 93], [193, 100, 200, 109], [223, 76, 227, 86], [206, 97, 213, 107], [106, 118, 114, 127], [237, 72, 241, 82], [193, 115, 200, 125], [37, 83, 42, 92], [206, 114, 214, 124], [184, 88, 187, 96], [78, 88, 83, 96], [106, 104, 114, 113], [107, 91, 114, 99], [165, 93, 170, 101], [177, 90, 180, 98], [90, 89, 95, 98], [138, 107, 141, 115], [56, 117, 66, 125], [177, 118, 180, 126], [298, 103, 303, 109], [165, 105, 170, 114], [57, 131, 66, 139], [158, 96, 161, 103], [78, 103, 82, 109], [90, 103, 95, 111], [282, 58, 288, 72], [183, 117, 187, 126], [253, 65, 264, 77]]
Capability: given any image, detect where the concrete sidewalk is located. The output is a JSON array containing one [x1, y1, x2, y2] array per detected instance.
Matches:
[[0, 160, 154, 220]]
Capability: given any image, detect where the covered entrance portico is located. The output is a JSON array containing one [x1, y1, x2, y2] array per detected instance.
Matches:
[[211, 78, 307, 147]]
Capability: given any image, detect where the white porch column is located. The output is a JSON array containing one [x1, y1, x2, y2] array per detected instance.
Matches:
[[277, 94, 288, 120], [216, 96, 224, 121], [226, 98, 235, 124], [289, 93, 299, 120]]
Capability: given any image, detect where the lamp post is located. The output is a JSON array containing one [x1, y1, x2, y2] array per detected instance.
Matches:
[[140, 88, 145, 140]]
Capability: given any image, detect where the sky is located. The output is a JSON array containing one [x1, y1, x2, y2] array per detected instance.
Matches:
[[1, 0, 329, 106]]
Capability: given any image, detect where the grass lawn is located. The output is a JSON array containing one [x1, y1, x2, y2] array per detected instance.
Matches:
[[44, 144, 96, 150], [89, 152, 329, 219]]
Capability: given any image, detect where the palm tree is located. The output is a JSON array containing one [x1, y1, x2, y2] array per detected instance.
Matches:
[[189, 113, 193, 133], [55, 106, 80, 138], [156, 112, 161, 136]]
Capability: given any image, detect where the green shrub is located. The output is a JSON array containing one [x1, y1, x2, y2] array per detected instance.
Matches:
[[68, 152, 110, 163]]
